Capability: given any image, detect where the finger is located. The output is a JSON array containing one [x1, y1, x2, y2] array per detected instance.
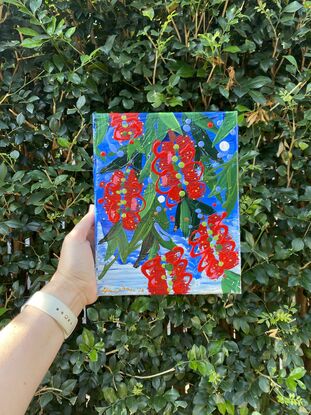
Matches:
[[87, 226, 95, 248], [70, 205, 95, 240]]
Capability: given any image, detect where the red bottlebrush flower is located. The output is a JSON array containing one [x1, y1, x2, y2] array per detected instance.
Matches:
[[140, 256, 169, 295], [110, 113, 143, 142], [189, 212, 239, 280], [101, 168, 146, 230], [151, 134, 206, 207], [141, 246, 193, 295]]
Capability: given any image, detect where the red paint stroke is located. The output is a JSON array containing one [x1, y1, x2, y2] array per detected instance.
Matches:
[[99, 168, 146, 230], [151, 133, 205, 207], [189, 212, 239, 279], [141, 247, 193, 295], [110, 113, 143, 142]]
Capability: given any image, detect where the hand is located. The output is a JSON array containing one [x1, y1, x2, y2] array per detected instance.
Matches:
[[42, 205, 98, 315]]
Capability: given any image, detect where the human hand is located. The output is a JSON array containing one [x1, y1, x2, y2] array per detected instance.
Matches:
[[42, 205, 98, 315]]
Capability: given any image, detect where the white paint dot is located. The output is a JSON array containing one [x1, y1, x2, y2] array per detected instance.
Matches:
[[219, 141, 230, 152], [158, 195, 165, 203]]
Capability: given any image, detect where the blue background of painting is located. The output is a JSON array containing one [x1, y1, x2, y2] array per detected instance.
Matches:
[[93, 112, 241, 295]]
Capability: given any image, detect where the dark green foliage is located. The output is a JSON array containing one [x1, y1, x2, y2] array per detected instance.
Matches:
[[0, 0, 310, 414]]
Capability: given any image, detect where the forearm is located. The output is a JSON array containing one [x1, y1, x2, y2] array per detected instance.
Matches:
[[0, 305, 63, 415], [0, 275, 84, 415]]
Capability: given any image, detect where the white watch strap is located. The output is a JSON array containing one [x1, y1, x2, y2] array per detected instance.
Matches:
[[21, 291, 78, 339]]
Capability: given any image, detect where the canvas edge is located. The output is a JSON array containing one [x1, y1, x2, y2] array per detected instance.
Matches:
[[92, 112, 100, 294]]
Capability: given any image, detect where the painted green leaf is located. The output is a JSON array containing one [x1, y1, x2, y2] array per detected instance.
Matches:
[[212, 112, 237, 147], [156, 207, 170, 230], [99, 222, 122, 243], [94, 113, 109, 157], [204, 165, 222, 202], [222, 270, 241, 294], [189, 199, 215, 216], [222, 161, 238, 215], [191, 124, 219, 161], [139, 153, 154, 181], [139, 113, 157, 153], [127, 209, 155, 254], [100, 153, 130, 174], [180, 198, 191, 237], [98, 257, 116, 280], [152, 227, 175, 250], [133, 232, 155, 267], [141, 113, 181, 164], [127, 137, 142, 160], [214, 152, 238, 216], [174, 201, 181, 230], [140, 183, 156, 218], [184, 113, 217, 133], [118, 228, 129, 263], [157, 112, 182, 135], [104, 237, 118, 260], [148, 240, 160, 259]]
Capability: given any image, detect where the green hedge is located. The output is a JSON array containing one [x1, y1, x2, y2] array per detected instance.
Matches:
[[0, 0, 310, 414]]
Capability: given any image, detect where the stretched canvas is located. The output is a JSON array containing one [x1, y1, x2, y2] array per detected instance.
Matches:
[[93, 112, 241, 295]]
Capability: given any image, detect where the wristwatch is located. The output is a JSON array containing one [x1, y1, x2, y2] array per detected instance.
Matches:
[[21, 291, 78, 339]]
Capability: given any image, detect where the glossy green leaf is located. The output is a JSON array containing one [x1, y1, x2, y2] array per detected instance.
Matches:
[[29, 0, 42, 13], [284, 55, 299, 70], [17, 27, 40, 36], [0, 163, 8, 183], [292, 238, 304, 251], [283, 1, 303, 13], [258, 376, 270, 393]]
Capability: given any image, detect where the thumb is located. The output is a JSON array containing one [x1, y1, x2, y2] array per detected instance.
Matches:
[[70, 205, 95, 240]]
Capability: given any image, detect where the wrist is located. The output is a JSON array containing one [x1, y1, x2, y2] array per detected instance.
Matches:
[[41, 272, 86, 317]]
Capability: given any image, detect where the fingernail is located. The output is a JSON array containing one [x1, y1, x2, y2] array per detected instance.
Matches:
[[88, 204, 94, 212]]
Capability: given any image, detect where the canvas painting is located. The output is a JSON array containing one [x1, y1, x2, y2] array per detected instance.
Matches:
[[93, 112, 241, 296]]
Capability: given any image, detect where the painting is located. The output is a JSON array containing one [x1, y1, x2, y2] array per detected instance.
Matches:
[[93, 112, 241, 295]]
